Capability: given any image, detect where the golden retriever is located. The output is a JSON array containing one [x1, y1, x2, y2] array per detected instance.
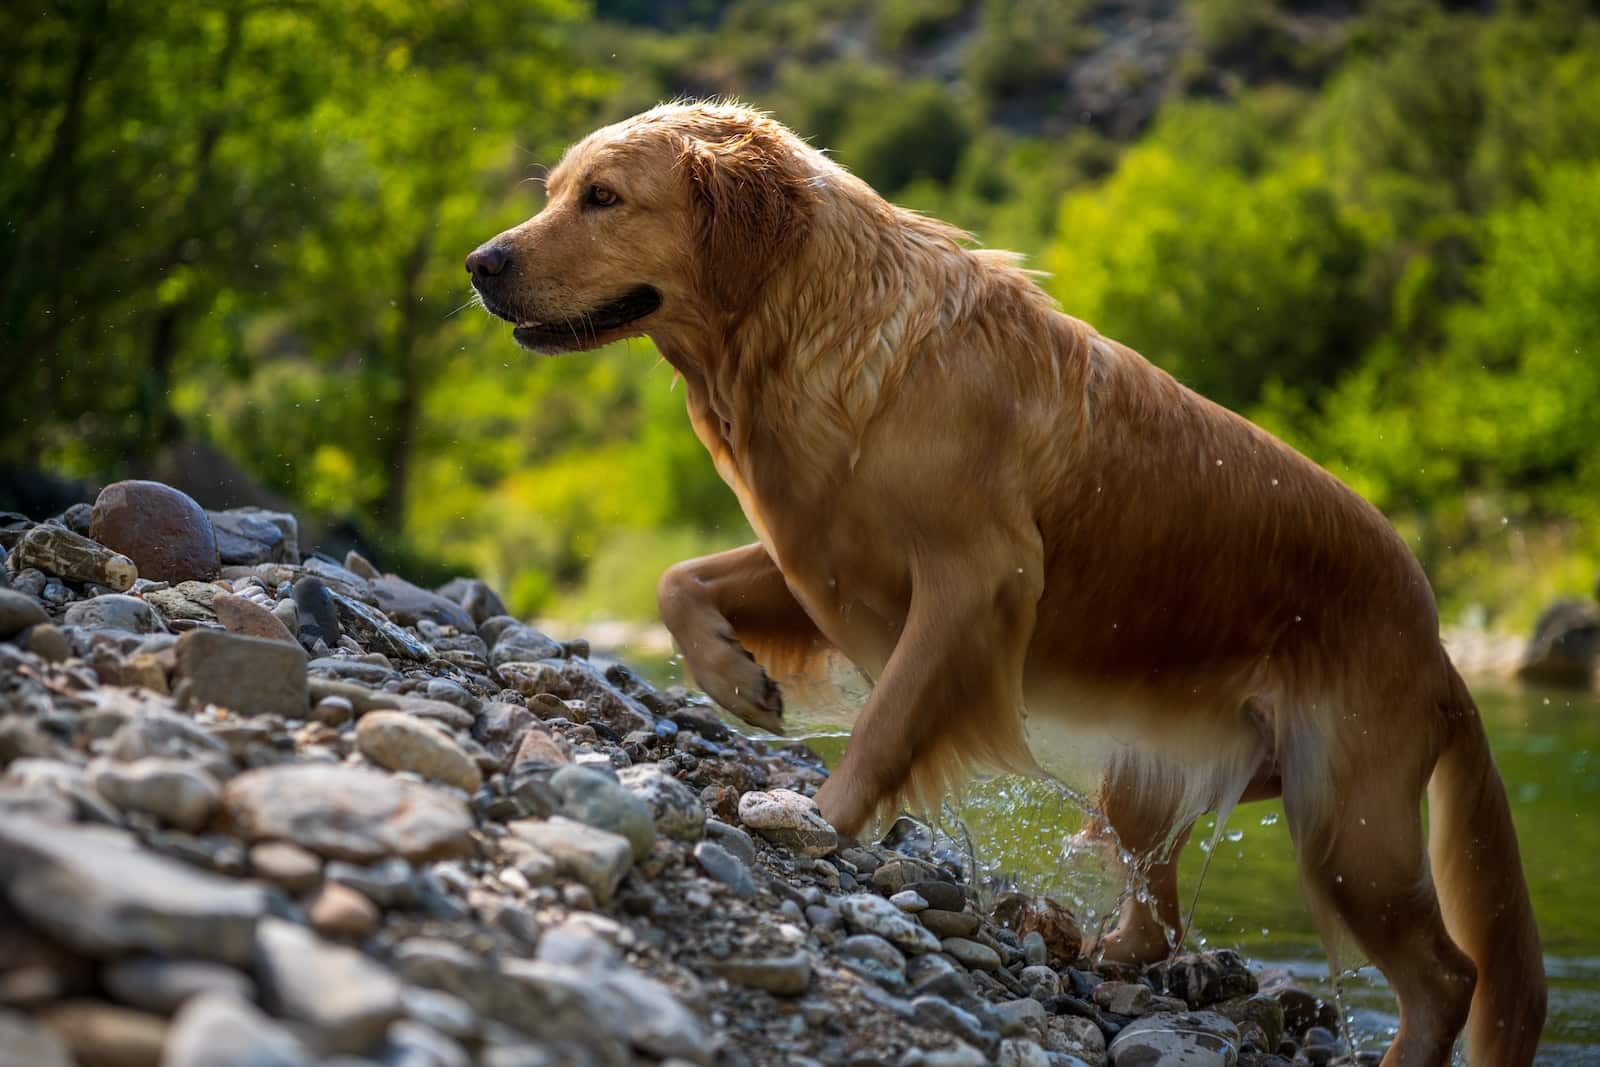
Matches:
[[468, 102, 1544, 1066]]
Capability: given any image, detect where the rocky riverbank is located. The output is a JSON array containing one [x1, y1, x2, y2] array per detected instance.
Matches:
[[0, 481, 1355, 1067]]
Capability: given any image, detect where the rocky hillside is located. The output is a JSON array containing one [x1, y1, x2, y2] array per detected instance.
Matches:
[[1, 480, 1349, 1066]]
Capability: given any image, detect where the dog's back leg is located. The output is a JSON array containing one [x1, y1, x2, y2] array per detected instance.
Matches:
[[1091, 756, 1191, 965], [1286, 738, 1475, 1066]]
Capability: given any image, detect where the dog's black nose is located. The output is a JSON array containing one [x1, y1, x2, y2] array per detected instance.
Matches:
[[465, 244, 509, 278]]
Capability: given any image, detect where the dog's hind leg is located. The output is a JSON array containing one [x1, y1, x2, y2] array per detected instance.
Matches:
[[658, 543, 829, 733], [1288, 742, 1475, 1067], [814, 546, 1042, 838]]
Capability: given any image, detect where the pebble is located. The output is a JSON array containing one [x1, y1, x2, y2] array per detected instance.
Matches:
[[292, 576, 341, 647], [0, 587, 47, 638], [840, 893, 943, 955], [64, 594, 166, 634], [836, 934, 909, 991], [891, 889, 929, 912], [89, 480, 219, 583], [37, 999, 169, 1067], [1094, 980, 1152, 1016], [90, 756, 220, 831], [101, 957, 257, 1015], [312, 694, 355, 725], [11, 524, 138, 591], [254, 918, 403, 1053], [373, 574, 475, 631], [221, 763, 475, 863], [705, 818, 758, 866], [176, 629, 307, 717], [209, 508, 298, 566], [941, 936, 1003, 971], [693, 839, 757, 898], [737, 788, 839, 857], [212, 591, 300, 646], [248, 841, 322, 893], [618, 762, 706, 840], [1022, 931, 1048, 966], [0, 817, 267, 965], [162, 992, 312, 1067], [912, 995, 997, 1055], [1216, 993, 1286, 1049], [0, 1009, 72, 1067], [307, 882, 382, 940], [507, 816, 633, 905], [1106, 1010, 1241, 1067], [356, 710, 482, 792], [1045, 1015, 1106, 1063], [711, 951, 812, 996], [549, 764, 657, 860], [919, 907, 980, 939]]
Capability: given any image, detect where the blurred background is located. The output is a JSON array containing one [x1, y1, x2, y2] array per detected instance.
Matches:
[[3, 0, 1598, 630]]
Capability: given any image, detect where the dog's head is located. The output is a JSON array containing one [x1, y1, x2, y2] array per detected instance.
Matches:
[[467, 102, 817, 354]]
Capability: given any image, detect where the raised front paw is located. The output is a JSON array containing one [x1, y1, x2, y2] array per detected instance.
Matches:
[[687, 636, 785, 734]]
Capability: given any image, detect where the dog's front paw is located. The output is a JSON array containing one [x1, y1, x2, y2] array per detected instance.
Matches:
[[688, 639, 785, 734]]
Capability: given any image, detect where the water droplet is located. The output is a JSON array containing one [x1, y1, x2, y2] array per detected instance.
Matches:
[[1259, 812, 1279, 826]]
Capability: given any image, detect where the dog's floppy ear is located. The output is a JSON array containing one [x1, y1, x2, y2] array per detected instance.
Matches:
[[679, 125, 812, 313]]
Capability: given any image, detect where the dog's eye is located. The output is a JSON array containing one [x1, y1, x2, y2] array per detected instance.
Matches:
[[585, 184, 620, 208]]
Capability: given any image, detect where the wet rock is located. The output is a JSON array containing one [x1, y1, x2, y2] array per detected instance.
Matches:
[[37, 1000, 168, 1067], [175, 629, 307, 717], [1106, 1010, 1240, 1066], [711, 951, 812, 995], [991, 893, 1083, 964], [163, 991, 312, 1067], [836, 934, 908, 991], [1019, 965, 1061, 999], [693, 840, 756, 898], [292, 576, 341, 647], [919, 908, 980, 939], [373, 574, 475, 632], [10, 522, 138, 591], [0, 588, 47, 639], [1517, 597, 1600, 687], [307, 881, 382, 940], [1046, 1014, 1106, 1065], [1093, 980, 1152, 1016], [840, 893, 943, 955], [941, 936, 1003, 971], [1215, 993, 1285, 1050], [912, 995, 998, 1055], [356, 711, 482, 793], [101, 957, 256, 1015], [1150, 951, 1257, 1008], [436, 577, 507, 628], [484, 619, 564, 668], [64, 594, 167, 634], [0, 1009, 72, 1067], [737, 788, 839, 857], [506, 816, 632, 905], [619, 762, 705, 840], [550, 764, 656, 859], [90, 756, 220, 831], [331, 591, 433, 661], [255, 917, 404, 1053], [997, 1037, 1052, 1067], [208, 508, 298, 566], [90, 480, 219, 583], [1257, 975, 1338, 1038], [221, 763, 474, 863], [0, 818, 267, 964], [212, 591, 299, 646]]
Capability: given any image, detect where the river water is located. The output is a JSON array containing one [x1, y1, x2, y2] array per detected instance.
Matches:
[[625, 650, 1598, 1062]]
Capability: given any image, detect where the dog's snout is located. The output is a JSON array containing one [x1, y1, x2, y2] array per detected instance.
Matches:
[[465, 243, 510, 279]]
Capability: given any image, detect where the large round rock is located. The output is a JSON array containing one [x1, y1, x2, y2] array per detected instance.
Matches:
[[90, 480, 220, 583]]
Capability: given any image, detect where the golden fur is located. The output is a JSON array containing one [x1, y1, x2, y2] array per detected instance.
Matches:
[[468, 102, 1545, 1065]]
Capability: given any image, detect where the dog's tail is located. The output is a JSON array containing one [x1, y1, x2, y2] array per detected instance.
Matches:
[[1427, 665, 1545, 1065]]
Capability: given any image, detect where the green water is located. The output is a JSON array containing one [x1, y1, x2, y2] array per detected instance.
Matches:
[[628, 651, 1599, 1061]]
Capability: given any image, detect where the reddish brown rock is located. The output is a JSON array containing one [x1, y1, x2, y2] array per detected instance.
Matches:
[[89, 481, 219, 583], [991, 892, 1083, 964], [212, 591, 299, 647]]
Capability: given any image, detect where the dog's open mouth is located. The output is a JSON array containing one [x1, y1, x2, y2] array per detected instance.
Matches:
[[500, 285, 662, 353]]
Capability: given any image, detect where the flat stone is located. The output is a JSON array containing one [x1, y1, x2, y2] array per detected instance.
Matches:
[[550, 764, 656, 860], [711, 951, 812, 995], [356, 710, 481, 792], [331, 591, 433, 661], [435, 577, 507, 628], [1094, 980, 1153, 1016], [911, 994, 997, 1054], [512, 727, 569, 767], [64, 594, 167, 634], [212, 591, 300, 646], [1106, 1010, 1240, 1067], [599, 967, 713, 1064], [0, 817, 267, 964], [401, 986, 479, 1041], [37, 1000, 168, 1067], [737, 788, 839, 857], [254, 917, 404, 1053], [919, 908, 980, 939], [208, 508, 298, 566], [1214, 994, 1285, 1049], [0, 1009, 72, 1067], [891, 889, 929, 912], [836, 933, 908, 990], [144, 581, 221, 624], [618, 762, 705, 840], [485, 619, 564, 668], [840, 893, 943, 955], [373, 574, 474, 631], [176, 629, 307, 717], [101, 957, 256, 1015], [941, 937, 1003, 971], [692, 840, 756, 898], [90, 480, 219, 583], [307, 881, 382, 940], [91, 756, 220, 831], [221, 763, 474, 863], [705, 818, 757, 866], [1046, 1014, 1106, 1064], [506, 816, 632, 905], [991, 998, 1048, 1042], [12, 523, 137, 590], [162, 992, 312, 1067], [0, 588, 47, 638]]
